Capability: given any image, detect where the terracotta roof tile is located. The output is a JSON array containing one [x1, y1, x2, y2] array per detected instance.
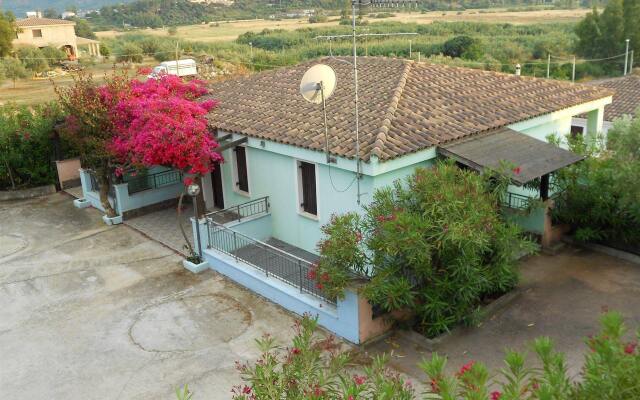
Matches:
[[583, 75, 640, 121], [206, 57, 613, 161], [15, 18, 75, 27]]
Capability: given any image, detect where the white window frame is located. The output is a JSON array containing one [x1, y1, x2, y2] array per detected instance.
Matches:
[[295, 159, 319, 221], [231, 145, 251, 197]]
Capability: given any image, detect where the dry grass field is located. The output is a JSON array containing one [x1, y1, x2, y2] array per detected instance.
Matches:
[[3, 8, 590, 105], [0, 61, 156, 105], [95, 8, 590, 43]]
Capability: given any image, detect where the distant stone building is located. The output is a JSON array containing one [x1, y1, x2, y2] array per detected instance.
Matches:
[[13, 17, 79, 60]]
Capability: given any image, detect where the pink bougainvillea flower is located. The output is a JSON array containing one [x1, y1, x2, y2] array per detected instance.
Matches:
[[114, 167, 124, 177], [512, 166, 522, 175], [353, 375, 366, 386], [184, 177, 194, 186], [136, 66, 152, 75], [430, 378, 439, 393], [291, 347, 301, 355], [491, 391, 502, 400]]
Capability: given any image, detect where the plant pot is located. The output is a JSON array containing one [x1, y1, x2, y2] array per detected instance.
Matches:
[[73, 198, 91, 209], [102, 214, 123, 225], [182, 258, 209, 273]]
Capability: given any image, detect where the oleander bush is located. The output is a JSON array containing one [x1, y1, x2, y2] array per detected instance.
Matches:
[[219, 311, 640, 400], [0, 103, 69, 190], [551, 112, 640, 249], [313, 161, 535, 338]]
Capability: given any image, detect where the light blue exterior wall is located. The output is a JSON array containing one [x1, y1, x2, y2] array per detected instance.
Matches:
[[201, 246, 361, 343], [199, 98, 611, 253], [79, 168, 183, 219]]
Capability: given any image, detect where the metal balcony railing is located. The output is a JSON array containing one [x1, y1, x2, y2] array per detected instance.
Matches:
[[125, 170, 183, 194], [206, 219, 335, 305], [205, 196, 269, 225], [501, 191, 531, 210]]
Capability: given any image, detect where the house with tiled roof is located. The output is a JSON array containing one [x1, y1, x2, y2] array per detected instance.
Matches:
[[12, 16, 100, 60], [200, 57, 612, 250], [571, 74, 640, 135], [181, 56, 614, 343]]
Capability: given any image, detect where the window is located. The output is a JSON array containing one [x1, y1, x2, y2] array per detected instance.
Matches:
[[570, 125, 584, 138], [233, 146, 249, 194], [32, 29, 42, 38], [297, 161, 317, 216]]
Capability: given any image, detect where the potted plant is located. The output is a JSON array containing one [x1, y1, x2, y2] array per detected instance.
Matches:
[[182, 248, 209, 273], [73, 198, 91, 209]]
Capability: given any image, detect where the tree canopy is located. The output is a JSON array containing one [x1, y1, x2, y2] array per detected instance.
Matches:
[[0, 11, 16, 58], [575, 1, 640, 60]]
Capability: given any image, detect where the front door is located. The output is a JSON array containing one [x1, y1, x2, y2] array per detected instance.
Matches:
[[211, 165, 224, 209]]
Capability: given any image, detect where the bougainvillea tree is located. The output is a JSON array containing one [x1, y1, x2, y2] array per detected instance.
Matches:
[[55, 72, 129, 217], [108, 75, 221, 178], [57, 71, 222, 227]]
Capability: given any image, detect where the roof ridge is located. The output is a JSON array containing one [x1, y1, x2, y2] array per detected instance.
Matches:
[[370, 59, 413, 159]]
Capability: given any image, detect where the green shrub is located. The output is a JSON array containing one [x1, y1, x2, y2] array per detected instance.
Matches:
[[551, 115, 640, 247], [115, 42, 144, 63], [315, 161, 535, 337], [0, 103, 69, 190], [16, 46, 49, 73], [40, 46, 68, 64]]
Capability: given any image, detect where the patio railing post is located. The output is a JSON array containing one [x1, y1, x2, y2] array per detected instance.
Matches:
[[298, 259, 303, 293], [233, 231, 238, 261], [237, 204, 242, 222]]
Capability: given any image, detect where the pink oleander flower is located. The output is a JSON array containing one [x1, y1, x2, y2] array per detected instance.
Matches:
[[491, 391, 502, 400]]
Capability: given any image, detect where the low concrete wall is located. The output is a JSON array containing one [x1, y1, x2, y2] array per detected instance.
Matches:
[[202, 247, 361, 343], [55, 158, 81, 189], [0, 184, 57, 201], [113, 182, 183, 216], [79, 168, 183, 219]]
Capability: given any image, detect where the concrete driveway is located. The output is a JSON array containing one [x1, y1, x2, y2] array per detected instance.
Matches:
[[369, 246, 640, 380], [0, 193, 299, 399]]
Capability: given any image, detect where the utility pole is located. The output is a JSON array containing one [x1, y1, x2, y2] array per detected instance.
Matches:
[[409, 39, 412, 59], [546, 53, 550, 78], [624, 39, 630, 75], [630, 50, 635, 73], [249, 42, 253, 60], [175, 41, 180, 76], [572, 55, 576, 83]]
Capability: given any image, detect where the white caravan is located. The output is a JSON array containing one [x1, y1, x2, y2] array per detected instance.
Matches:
[[148, 59, 198, 78]]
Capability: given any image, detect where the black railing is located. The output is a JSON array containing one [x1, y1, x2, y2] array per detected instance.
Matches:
[[501, 191, 531, 210], [125, 170, 183, 194], [89, 172, 100, 192], [206, 220, 335, 305], [206, 196, 270, 225]]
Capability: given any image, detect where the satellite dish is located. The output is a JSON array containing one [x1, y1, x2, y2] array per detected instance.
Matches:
[[300, 64, 337, 104]]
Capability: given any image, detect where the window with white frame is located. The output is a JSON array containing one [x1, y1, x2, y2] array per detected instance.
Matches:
[[297, 160, 317, 216], [232, 146, 249, 194]]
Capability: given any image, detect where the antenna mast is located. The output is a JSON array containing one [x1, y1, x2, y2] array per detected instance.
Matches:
[[352, 0, 362, 204]]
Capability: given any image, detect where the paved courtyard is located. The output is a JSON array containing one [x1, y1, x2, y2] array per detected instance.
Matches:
[[369, 246, 640, 379], [0, 193, 300, 399]]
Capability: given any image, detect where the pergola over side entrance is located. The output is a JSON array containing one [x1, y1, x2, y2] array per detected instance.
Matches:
[[437, 127, 584, 200]]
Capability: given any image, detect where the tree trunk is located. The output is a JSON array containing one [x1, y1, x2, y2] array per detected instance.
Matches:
[[3, 157, 16, 189], [98, 168, 117, 218], [194, 175, 206, 218], [177, 192, 195, 256]]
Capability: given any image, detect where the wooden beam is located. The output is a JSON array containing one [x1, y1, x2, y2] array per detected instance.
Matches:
[[215, 137, 247, 153], [215, 133, 233, 142], [540, 174, 550, 201]]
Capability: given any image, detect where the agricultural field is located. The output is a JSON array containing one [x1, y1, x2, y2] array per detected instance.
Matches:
[[0, 61, 156, 105], [95, 8, 590, 44]]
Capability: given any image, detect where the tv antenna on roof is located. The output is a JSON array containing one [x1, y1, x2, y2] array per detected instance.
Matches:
[[314, 0, 417, 205], [300, 63, 337, 164]]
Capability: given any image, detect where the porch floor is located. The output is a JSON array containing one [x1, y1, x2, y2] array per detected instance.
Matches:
[[124, 204, 194, 256], [225, 237, 327, 302]]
